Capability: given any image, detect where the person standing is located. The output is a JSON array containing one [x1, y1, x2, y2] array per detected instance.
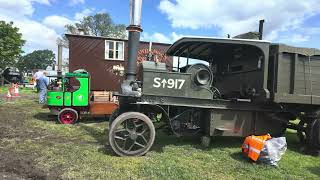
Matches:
[[33, 70, 43, 92], [38, 72, 49, 104]]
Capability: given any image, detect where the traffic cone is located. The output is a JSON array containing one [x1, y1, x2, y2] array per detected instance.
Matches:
[[14, 83, 20, 97]]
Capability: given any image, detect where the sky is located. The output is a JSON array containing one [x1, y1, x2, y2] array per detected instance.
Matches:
[[1, 0, 320, 57]]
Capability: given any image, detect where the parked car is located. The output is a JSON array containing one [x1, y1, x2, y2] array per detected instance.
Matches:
[[1, 67, 23, 84]]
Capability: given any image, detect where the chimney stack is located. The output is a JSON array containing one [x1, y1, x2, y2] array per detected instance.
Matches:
[[259, 19, 264, 40], [126, 0, 143, 81]]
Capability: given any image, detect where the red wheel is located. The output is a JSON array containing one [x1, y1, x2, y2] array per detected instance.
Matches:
[[58, 108, 79, 124]]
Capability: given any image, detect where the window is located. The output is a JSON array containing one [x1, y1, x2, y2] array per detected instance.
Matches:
[[105, 40, 124, 60]]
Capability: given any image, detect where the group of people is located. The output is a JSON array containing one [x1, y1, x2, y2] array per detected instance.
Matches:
[[33, 70, 49, 104]]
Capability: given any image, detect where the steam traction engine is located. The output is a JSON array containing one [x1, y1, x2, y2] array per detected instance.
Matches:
[[108, 0, 320, 156]]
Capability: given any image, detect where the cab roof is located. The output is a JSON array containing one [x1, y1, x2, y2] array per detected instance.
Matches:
[[166, 37, 270, 61]]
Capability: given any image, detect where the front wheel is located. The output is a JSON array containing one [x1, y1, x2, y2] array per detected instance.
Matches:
[[58, 108, 79, 124], [108, 112, 155, 156]]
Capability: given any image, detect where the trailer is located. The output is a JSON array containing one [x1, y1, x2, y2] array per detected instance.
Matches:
[[107, 0, 320, 156], [47, 70, 118, 124]]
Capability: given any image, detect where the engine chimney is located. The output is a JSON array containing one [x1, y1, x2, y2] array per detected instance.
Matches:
[[126, 0, 143, 81], [120, 0, 143, 96], [259, 19, 264, 40]]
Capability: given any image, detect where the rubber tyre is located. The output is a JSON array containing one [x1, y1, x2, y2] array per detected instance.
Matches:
[[108, 108, 119, 129], [108, 112, 155, 156], [58, 108, 79, 124]]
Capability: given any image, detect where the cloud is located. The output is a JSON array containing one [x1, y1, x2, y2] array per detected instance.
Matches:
[[142, 32, 184, 43], [0, 0, 96, 55], [0, 0, 58, 53], [69, 0, 85, 6], [158, 0, 320, 41], [43, 15, 73, 29], [0, 0, 50, 18], [42, 8, 95, 31], [74, 8, 94, 21], [32, 0, 51, 5], [17, 19, 59, 52]]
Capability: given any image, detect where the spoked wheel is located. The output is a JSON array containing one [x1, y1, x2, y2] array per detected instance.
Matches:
[[108, 112, 155, 156], [308, 119, 320, 149], [58, 108, 79, 124]]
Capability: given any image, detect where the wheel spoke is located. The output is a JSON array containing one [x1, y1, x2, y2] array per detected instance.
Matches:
[[125, 121, 134, 133], [139, 134, 148, 144], [135, 141, 145, 148], [115, 135, 126, 141], [138, 128, 147, 135], [115, 128, 126, 133], [128, 142, 135, 151], [122, 138, 127, 149], [134, 121, 144, 128]]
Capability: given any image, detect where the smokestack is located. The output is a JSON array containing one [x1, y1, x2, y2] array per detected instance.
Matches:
[[126, 0, 143, 81], [259, 19, 264, 40], [57, 44, 63, 77]]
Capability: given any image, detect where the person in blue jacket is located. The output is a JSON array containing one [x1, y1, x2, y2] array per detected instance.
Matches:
[[38, 72, 49, 104]]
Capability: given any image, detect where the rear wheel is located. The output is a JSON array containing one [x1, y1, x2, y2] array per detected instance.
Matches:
[[108, 112, 155, 156], [309, 119, 320, 149], [58, 108, 79, 124]]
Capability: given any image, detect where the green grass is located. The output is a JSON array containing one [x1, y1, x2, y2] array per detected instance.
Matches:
[[1, 91, 320, 179]]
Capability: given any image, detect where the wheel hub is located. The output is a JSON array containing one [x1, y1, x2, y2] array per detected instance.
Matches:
[[129, 131, 138, 140]]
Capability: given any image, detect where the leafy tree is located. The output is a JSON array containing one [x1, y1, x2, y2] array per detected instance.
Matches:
[[16, 50, 55, 73], [0, 21, 25, 70], [65, 13, 127, 39]]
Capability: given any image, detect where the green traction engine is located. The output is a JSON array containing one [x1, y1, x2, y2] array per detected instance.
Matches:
[[47, 70, 90, 124]]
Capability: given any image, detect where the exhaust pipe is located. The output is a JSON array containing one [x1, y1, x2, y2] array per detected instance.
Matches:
[[57, 44, 63, 77], [126, 0, 143, 81], [259, 19, 264, 40], [121, 0, 143, 96]]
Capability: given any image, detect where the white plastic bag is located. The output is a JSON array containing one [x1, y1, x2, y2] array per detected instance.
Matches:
[[258, 137, 287, 166]]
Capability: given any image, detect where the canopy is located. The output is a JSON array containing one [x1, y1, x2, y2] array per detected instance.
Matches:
[[166, 37, 270, 62]]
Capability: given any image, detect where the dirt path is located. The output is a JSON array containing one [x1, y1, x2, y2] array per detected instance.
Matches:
[[0, 94, 61, 180]]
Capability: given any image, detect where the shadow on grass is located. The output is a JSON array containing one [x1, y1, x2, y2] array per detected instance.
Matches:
[[76, 122, 116, 156], [307, 166, 320, 177], [34, 112, 116, 155], [34, 112, 56, 122], [150, 131, 243, 154]]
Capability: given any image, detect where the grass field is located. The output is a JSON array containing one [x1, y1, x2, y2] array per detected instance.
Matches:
[[0, 88, 319, 179]]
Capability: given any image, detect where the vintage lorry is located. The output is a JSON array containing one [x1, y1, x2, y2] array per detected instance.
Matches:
[[107, 0, 320, 156], [47, 70, 118, 124]]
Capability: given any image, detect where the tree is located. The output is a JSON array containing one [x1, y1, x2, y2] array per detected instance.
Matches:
[[65, 13, 127, 39], [0, 21, 25, 70], [16, 50, 55, 73]]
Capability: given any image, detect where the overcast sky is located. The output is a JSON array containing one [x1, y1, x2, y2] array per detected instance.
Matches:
[[0, 0, 320, 56]]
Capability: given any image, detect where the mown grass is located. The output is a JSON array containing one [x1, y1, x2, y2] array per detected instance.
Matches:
[[1, 90, 320, 179]]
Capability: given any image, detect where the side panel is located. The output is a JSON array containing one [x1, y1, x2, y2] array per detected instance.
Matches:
[[210, 109, 254, 137], [209, 109, 284, 137], [143, 70, 213, 100], [73, 77, 89, 106], [47, 91, 63, 106], [64, 92, 72, 106], [271, 44, 320, 105]]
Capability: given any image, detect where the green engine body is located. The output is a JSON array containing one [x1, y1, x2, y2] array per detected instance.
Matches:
[[47, 71, 90, 107]]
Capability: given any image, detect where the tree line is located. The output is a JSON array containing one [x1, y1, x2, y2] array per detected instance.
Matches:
[[0, 13, 126, 74]]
